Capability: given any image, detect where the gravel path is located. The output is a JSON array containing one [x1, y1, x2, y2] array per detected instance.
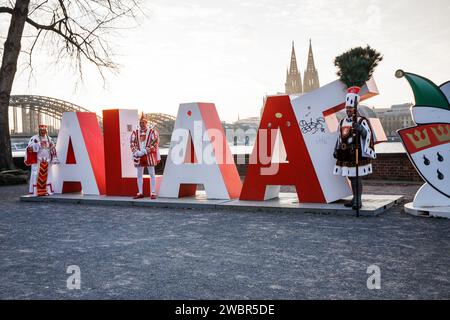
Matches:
[[0, 183, 448, 299]]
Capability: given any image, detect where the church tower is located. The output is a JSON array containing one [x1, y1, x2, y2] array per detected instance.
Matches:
[[285, 42, 303, 94], [303, 39, 320, 93]]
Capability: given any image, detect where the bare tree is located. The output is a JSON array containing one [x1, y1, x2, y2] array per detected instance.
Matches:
[[0, 0, 142, 170]]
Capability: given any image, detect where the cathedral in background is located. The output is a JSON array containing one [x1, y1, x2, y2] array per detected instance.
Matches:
[[260, 39, 321, 117], [285, 39, 320, 94]]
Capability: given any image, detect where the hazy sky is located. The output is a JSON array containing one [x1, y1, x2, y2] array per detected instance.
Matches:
[[3, 0, 450, 122]]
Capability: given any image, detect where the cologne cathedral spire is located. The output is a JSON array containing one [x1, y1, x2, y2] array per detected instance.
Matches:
[[303, 39, 320, 93], [285, 42, 303, 94]]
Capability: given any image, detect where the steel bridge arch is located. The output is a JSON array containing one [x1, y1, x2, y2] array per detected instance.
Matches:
[[9, 96, 176, 138], [9, 95, 96, 120], [144, 112, 176, 134]]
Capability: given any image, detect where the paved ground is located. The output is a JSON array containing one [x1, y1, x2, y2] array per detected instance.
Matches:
[[0, 182, 449, 299]]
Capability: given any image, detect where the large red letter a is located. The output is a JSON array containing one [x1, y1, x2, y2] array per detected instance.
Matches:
[[239, 95, 325, 202]]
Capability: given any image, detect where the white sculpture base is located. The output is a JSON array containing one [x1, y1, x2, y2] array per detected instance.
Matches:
[[404, 183, 450, 219], [404, 202, 450, 219], [413, 183, 450, 207]]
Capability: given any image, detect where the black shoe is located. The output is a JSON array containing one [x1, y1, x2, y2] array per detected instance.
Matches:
[[344, 198, 355, 208], [344, 201, 354, 207], [352, 203, 362, 210]]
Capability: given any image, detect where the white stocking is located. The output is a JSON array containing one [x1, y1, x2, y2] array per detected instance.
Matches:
[[137, 166, 144, 194], [148, 166, 156, 194], [46, 164, 54, 194], [30, 164, 38, 194]]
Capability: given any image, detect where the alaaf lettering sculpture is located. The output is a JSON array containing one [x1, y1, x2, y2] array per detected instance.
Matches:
[[36, 43, 390, 206], [45, 74, 384, 205]]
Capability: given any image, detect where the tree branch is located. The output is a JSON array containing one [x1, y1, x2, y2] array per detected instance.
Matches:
[[0, 6, 13, 14], [0, 6, 60, 31], [2, 1, 143, 85]]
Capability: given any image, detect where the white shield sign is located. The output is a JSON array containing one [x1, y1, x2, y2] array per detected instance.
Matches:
[[399, 123, 450, 198]]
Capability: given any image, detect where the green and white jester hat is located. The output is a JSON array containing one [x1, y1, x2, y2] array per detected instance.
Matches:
[[395, 70, 450, 124]]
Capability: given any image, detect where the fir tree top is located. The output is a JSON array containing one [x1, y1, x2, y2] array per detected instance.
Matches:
[[334, 45, 383, 88]]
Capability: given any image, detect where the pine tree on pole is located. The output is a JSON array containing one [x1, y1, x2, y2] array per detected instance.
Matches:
[[334, 45, 383, 88]]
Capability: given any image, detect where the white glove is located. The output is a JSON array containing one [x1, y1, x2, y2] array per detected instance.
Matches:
[[136, 150, 145, 157], [52, 157, 60, 165], [32, 142, 40, 152]]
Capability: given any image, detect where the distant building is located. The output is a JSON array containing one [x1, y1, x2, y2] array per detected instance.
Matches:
[[233, 116, 261, 127], [335, 105, 378, 122], [373, 103, 414, 141], [224, 116, 260, 146]]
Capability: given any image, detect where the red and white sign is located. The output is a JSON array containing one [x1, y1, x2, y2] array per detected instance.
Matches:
[[398, 123, 450, 198], [158, 103, 242, 199], [103, 109, 162, 196], [49, 78, 383, 204], [51, 112, 105, 195], [240, 78, 379, 203]]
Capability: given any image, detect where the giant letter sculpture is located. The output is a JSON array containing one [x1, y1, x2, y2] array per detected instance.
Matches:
[[51, 112, 105, 195], [159, 103, 242, 199], [103, 109, 162, 196], [240, 78, 380, 203]]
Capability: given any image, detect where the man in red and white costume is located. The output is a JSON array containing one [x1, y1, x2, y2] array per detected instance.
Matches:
[[130, 113, 160, 199], [24, 124, 59, 196]]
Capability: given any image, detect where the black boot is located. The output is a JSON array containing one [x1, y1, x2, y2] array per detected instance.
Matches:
[[347, 177, 356, 208], [344, 202, 354, 207], [352, 202, 362, 210], [347, 177, 362, 209], [351, 177, 363, 209], [344, 199, 354, 207]]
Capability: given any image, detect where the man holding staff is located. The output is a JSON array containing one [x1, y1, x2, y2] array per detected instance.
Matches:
[[333, 86, 376, 210], [332, 46, 382, 214]]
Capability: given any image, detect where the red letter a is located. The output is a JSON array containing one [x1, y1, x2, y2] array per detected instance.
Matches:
[[239, 95, 325, 202]]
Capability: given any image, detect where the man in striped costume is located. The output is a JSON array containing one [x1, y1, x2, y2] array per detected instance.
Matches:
[[130, 113, 160, 199], [24, 124, 60, 196]]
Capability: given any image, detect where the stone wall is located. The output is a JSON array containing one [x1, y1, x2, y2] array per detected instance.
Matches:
[[368, 153, 422, 182]]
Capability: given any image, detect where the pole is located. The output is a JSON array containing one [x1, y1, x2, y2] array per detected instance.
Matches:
[[353, 98, 360, 217]]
